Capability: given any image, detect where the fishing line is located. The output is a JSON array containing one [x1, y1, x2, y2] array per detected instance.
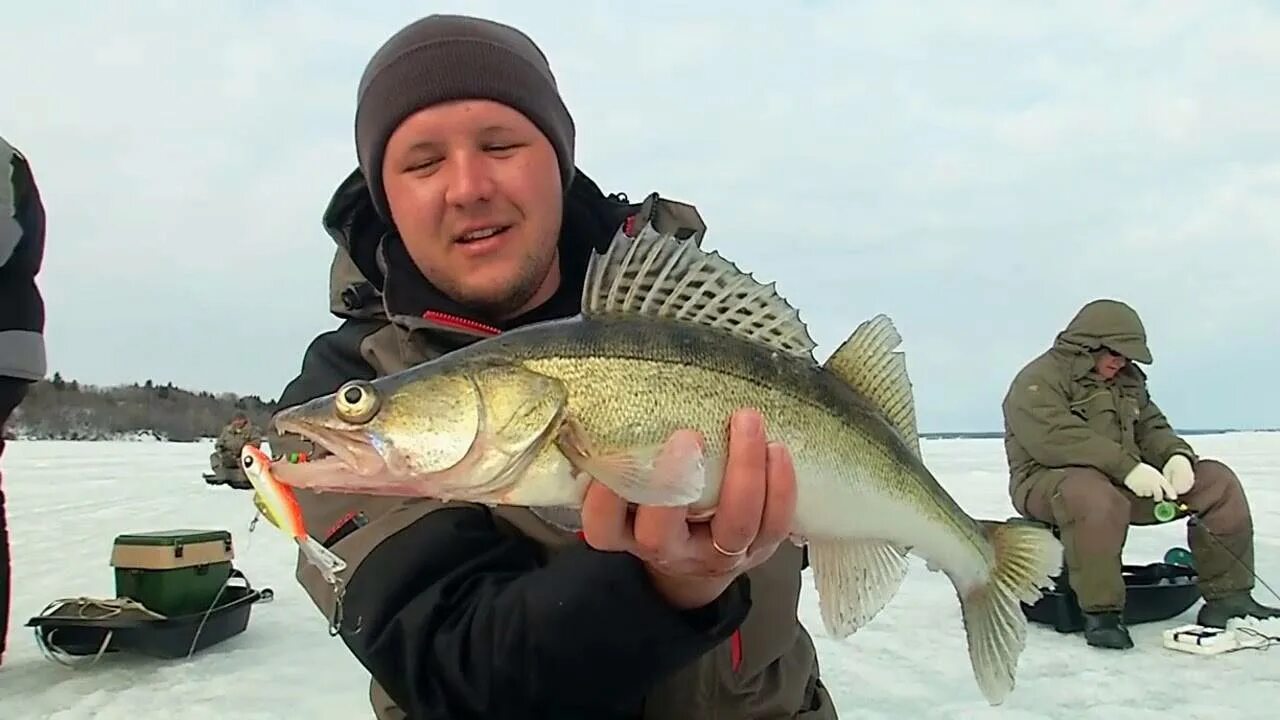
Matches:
[[1185, 512, 1280, 606], [177, 488, 272, 657], [244, 512, 259, 552], [1231, 627, 1280, 652], [182, 483, 293, 653]]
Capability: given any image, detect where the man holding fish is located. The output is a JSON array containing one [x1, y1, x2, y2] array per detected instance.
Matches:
[[268, 11, 1068, 717], [267, 14, 839, 719]]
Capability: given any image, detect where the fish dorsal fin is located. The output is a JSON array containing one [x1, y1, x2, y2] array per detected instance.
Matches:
[[824, 314, 921, 458], [582, 224, 817, 359]]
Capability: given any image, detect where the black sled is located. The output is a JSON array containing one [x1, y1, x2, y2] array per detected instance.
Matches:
[[25, 529, 272, 663], [202, 470, 252, 490], [204, 449, 253, 490], [25, 567, 273, 662], [1018, 520, 1201, 633]]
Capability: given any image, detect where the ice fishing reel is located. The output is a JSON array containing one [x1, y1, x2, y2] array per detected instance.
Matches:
[[1153, 500, 1190, 523]]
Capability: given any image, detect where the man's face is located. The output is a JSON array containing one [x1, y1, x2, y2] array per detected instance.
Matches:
[[1094, 349, 1128, 380], [381, 99, 564, 321]]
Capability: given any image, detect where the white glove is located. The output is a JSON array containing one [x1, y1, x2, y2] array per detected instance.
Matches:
[[1162, 454, 1196, 495], [1123, 462, 1178, 501]]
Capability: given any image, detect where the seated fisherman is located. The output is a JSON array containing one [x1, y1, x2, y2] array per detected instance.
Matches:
[[209, 412, 260, 488], [1001, 298, 1279, 649]]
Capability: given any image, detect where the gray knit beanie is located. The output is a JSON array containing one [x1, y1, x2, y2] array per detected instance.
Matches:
[[354, 14, 576, 222]]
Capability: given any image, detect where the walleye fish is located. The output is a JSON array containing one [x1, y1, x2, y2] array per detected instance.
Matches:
[[269, 224, 1063, 705]]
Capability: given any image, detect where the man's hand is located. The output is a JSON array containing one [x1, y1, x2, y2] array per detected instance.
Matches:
[[1162, 454, 1195, 495], [580, 408, 798, 610], [1123, 461, 1178, 501]]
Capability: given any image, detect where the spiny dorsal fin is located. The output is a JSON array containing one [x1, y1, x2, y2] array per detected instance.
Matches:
[[824, 314, 920, 458], [582, 224, 817, 359]]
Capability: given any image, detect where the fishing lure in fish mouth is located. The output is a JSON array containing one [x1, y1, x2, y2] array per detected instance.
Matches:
[[239, 443, 353, 636]]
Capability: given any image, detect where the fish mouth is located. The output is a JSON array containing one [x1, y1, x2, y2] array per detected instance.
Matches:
[[270, 419, 402, 492]]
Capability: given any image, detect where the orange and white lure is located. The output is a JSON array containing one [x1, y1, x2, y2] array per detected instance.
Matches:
[[240, 443, 348, 586]]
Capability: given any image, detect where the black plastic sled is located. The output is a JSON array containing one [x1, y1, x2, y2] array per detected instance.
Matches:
[[202, 469, 252, 491], [1022, 559, 1201, 633], [25, 568, 273, 661]]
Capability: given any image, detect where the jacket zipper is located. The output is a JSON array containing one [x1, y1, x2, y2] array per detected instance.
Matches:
[[418, 310, 502, 337]]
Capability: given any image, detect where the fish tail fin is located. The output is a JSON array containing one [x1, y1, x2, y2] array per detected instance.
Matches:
[[296, 534, 348, 586], [955, 519, 1063, 706]]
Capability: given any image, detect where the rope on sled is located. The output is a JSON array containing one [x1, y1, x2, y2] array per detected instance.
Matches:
[[33, 570, 254, 668], [32, 596, 167, 668]]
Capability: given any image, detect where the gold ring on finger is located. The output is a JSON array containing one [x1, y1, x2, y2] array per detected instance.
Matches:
[[712, 537, 748, 557]]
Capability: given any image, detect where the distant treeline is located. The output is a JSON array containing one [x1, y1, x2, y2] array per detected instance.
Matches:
[[3, 373, 1271, 443], [919, 429, 1273, 440], [5, 372, 277, 442]]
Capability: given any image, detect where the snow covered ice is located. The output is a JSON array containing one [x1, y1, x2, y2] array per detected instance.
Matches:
[[1, 434, 1276, 719]]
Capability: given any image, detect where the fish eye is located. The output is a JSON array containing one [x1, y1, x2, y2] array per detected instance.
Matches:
[[335, 380, 380, 424], [242, 455, 254, 469]]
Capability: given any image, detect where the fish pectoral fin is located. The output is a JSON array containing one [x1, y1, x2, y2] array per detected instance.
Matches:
[[555, 416, 705, 507], [954, 519, 1064, 706], [809, 538, 910, 639]]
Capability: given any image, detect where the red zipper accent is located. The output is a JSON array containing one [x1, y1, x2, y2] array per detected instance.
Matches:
[[422, 310, 501, 336], [324, 511, 358, 544], [730, 629, 743, 672]]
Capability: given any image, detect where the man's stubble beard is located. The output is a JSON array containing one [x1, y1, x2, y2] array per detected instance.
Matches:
[[439, 244, 559, 323]]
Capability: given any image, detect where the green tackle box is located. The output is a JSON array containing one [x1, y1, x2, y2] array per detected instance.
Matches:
[[110, 529, 235, 617]]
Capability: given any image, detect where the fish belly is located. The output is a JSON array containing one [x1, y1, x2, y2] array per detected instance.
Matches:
[[790, 460, 993, 587]]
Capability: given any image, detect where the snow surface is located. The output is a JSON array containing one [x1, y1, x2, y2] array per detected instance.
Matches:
[[1, 434, 1277, 719]]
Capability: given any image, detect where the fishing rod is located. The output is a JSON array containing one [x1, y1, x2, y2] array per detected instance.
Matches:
[[1153, 499, 1280, 607]]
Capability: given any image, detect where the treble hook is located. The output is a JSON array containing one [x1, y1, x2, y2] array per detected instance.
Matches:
[[327, 581, 361, 637]]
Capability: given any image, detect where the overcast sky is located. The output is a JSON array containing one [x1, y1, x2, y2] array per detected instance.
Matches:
[[3, 1, 1278, 432]]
